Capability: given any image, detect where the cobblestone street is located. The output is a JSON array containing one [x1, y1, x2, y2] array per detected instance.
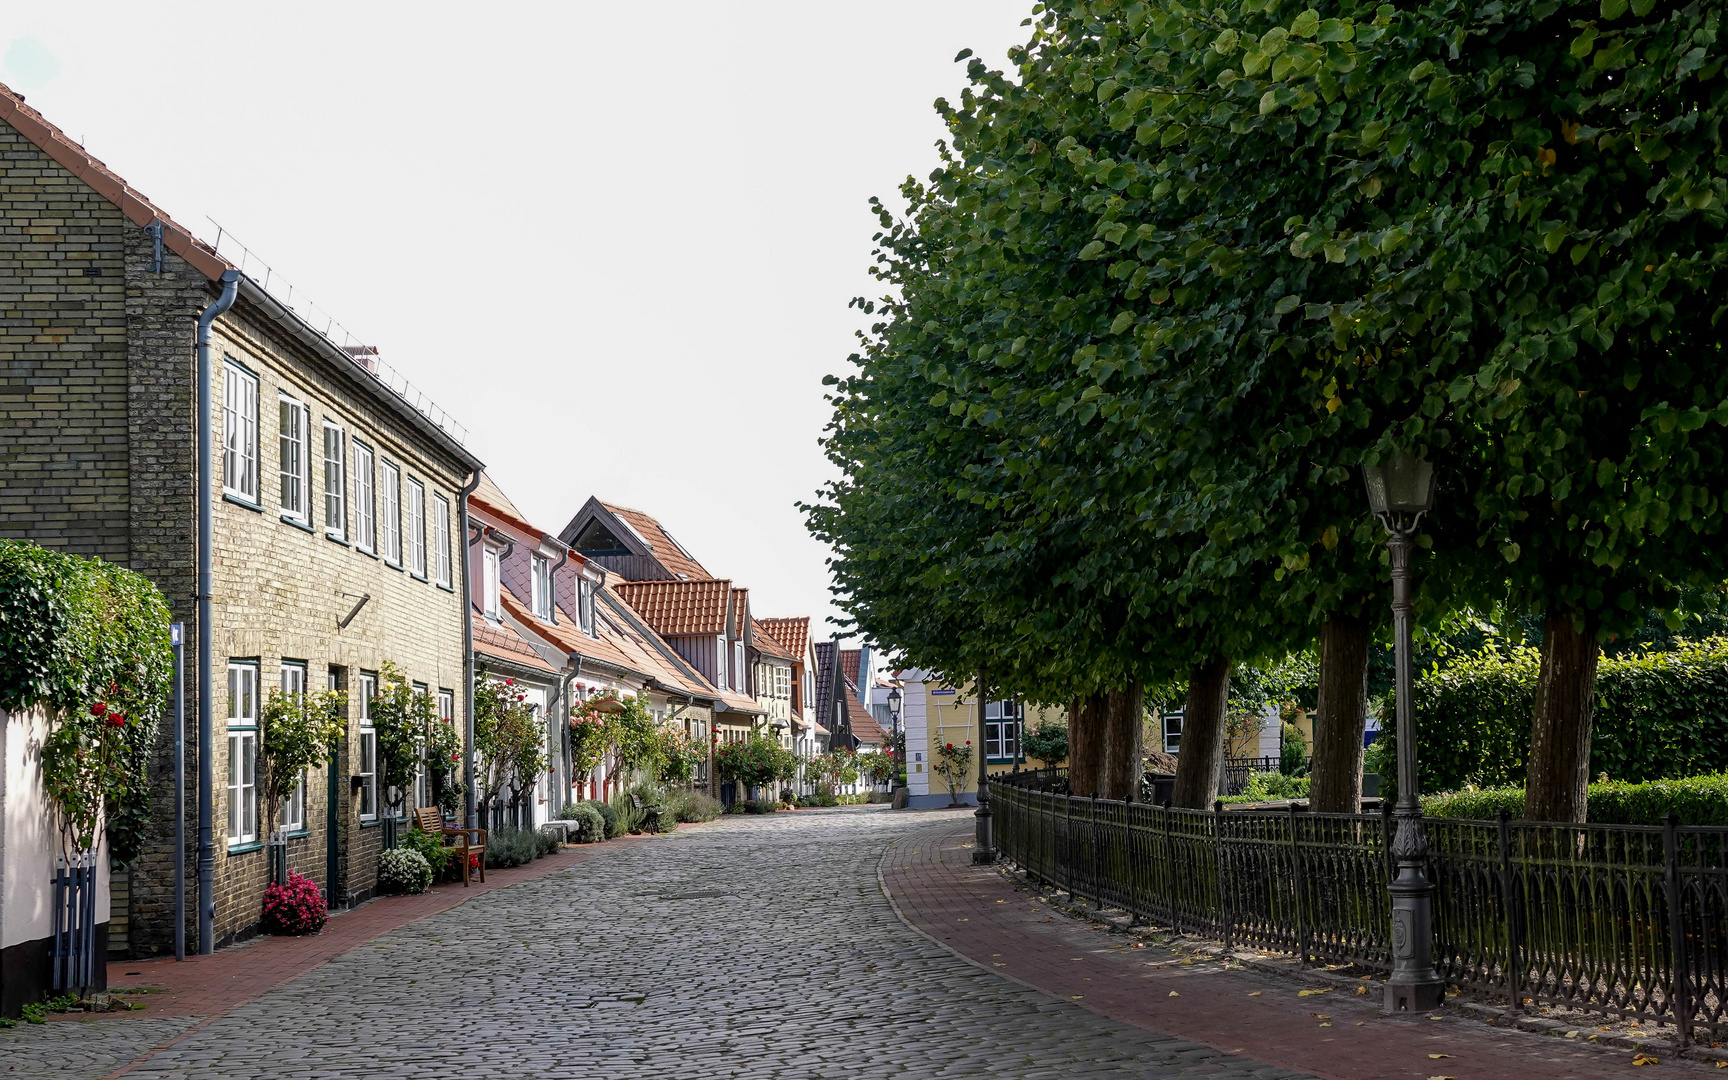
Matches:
[[6, 808, 1307, 1080]]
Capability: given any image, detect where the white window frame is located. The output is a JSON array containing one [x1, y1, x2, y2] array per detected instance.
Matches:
[[532, 554, 552, 620], [1163, 709, 1183, 756], [278, 395, 311, 521], [410, 681, 431, 812], [433, 493, 452, 587], [407, 478, 427, 578], [735, 641, 746, 692], [483, 547, 501, 619], [323, 422, 346, 539], [353, 441, 376, 553], [222, 361, 259, 503], [278, 663, 308, 833], [380, 461, 401, 566], [577, 578, 595, 636], [716, 636, 727, 690], [775, 666, 789, 699], [984, 699, 1022, 763], [226, 662, 259, 847], [357, 672, 378, 821]]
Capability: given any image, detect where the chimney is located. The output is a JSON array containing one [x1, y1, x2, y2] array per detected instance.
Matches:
[[343, 345, 379, 374]]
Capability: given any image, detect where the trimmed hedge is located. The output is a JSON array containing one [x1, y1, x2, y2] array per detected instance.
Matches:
[[0, 540, 173, 863], [1424, 774, 1728, 827], [557, 802, 606, 843], [1380, 640, 1728, 794]]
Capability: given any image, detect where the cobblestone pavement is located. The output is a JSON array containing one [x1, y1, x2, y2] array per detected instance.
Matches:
[[6, 807, 1311, 1080]]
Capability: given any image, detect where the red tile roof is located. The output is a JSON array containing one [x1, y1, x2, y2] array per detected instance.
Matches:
[[472, 613, 559, 673], [500, 590, 635, 673], [841, 649, 861, 688], [600, 502, 710, 582], [471, 473, 543, 541], [729, 588, 748, 637], [0, 83, 231, 282], [756, 617, 810, 659], [749, 619, 796, 661], [845, 680, 886, 745], [612, 578, 731, 637], [595, 582, 718, 699]]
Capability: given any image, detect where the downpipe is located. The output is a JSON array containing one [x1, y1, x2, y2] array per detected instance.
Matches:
[[196, 269, 240, 955], [457, 472, 482, 830]]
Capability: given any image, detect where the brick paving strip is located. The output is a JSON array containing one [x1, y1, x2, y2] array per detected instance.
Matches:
[[878, 818, 1721, 1080]]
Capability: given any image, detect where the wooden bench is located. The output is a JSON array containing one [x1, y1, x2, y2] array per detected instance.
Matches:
[[413, 807, 486, 886], [628, 794, 666, 834]]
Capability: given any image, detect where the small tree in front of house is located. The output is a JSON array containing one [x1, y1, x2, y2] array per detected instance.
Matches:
[[258, 684, 346, 844], [473, 672, 540, 827], [369, 661, 437, 824], [933, 741, 974, 807]]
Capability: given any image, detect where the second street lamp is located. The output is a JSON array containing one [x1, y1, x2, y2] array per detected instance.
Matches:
[[1363, 452, 1447, 1013]]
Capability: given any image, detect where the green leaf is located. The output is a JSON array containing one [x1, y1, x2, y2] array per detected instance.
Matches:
[[1260, 89, 1281, 115], [1290, 9, 1320, 38], [1600, 0, 1627, 17], [1110, 310, 1136, 334], [1213, 28, 1239, 53], [1315, 18, 1353, 42], [1078, 240, 1107, 260], [1409, 60, 1434, 81], [1570, 27, 1598, 59], [1274, 294, 1302, 315], [928, 391, 948, 407]]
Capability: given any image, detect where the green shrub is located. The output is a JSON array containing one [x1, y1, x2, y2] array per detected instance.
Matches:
[[744, 797, 778, 814], [398, 826, 456, 881], [581, 799, 619, 839], [378, 848, 433, 894], [485, 826, 551, 868], [663, 788, 720, 823], [1023, 722, 1068, 766], [1220, 771, 1312, 804], [1423, 775, 1728, 826], [1381, 640, 1728, 795], [610, 790, 646, 835], [1278, 723, 1308, 777], [558, 803, 606, 843]]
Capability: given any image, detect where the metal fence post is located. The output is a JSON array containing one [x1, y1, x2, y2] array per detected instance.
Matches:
[[1064, 790, 1073, 901], [1288, 802, 1307, 963], [1497, 809, 1523, 1009], [1091, 794, 1102, 910], [1662, 813, 1694, 1046], [1215, 800, 1232, 949], [1164, 801, 1179, 936]]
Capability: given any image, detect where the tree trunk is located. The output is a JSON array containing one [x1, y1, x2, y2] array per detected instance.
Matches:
[[1067, 692, 1107, 797], [1100, 681, 1145, 801], [1172, 655, 1232, 809], [1309, 613, 1371, 813], [1526, 610, 1601, 823]]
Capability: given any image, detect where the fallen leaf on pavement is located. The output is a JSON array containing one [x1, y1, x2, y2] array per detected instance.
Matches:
[[1168, 991, 1180, 997], [1633, 1054, 1660, 1066], [1247, 991, 1263, 997], [1356, 986, 1368, 996], [1298, 988, 1331, 997], [1429, 1054, 1449, 1060], [1429, 1015, 1443, 1021]]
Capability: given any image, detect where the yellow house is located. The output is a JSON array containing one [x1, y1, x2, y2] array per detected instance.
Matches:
[[898, 670, 1065, 809]]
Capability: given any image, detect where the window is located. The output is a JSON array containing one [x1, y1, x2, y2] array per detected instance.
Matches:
[[357, 672, 377, 820], [735, 642, 746, 692], [433, 494, 452, 587], [323, 423, 346, 538], [222, 361, 259, 502], [407, 479, 427, 577], [483, 547, 500, 619], [775, 666, 790, 699], [353, 442, 376, 552], [984, 699, 1022, 762], [1163, 709, 1183, 756], [410, 681, 430, 812], [278, 396, 311, 520], [279, 664, 307, 833], [577, 578, 595, 636], [531, 554, 552, 620], [226, 662, 259, 846], [380, 462, 401, 565], [716, 636, 727, 690]]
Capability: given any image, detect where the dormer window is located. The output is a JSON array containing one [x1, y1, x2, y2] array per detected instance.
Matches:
[[716, 636, 727, 690], [532, 554, 552, 620], [483, 547, 500, 619], [578, 578, 596, 637]]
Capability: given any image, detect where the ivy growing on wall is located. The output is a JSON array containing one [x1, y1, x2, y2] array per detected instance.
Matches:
[[0, 540, 173, 862]]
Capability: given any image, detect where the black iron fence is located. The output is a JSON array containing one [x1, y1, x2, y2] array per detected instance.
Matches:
[[990, 769, 1728, 1042], [1221, 756, 1284, 796]]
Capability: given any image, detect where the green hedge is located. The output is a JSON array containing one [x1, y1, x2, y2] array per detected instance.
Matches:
[[1379, 639, 1728, 794], [0, 540, 172, 863], [1424, 774, 1728, 827]]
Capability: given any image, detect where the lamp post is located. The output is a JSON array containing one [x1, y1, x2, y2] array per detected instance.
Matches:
[[973, 669, 997, 864], [887, 686, 902, 737], [1363, 452, 1446, 1013]]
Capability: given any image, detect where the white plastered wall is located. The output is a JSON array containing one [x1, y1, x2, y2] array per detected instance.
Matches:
[[1, 707, 111, 951]]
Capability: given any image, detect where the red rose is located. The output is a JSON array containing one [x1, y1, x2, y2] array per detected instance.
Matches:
[[505, 679, 515, 686], [106, 713, 126, 728], [91, 702, 108, 716]]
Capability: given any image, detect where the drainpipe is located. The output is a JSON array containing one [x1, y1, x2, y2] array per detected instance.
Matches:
[[562, 656, 583, 804], [456, 472, 482, 831], [196, 269, 240, 956], [547, 545, 568, 626]]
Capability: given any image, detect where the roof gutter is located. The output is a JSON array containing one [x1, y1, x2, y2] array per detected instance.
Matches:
[[457, 470, 482, 830], [195, 269, 240, 957]]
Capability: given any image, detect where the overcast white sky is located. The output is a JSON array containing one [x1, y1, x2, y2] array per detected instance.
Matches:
[[0, 2, 1029, 639]]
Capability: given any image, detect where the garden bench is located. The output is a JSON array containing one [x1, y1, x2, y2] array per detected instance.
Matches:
[[627, 794, 666, 833], [413, 806, 486, 886]]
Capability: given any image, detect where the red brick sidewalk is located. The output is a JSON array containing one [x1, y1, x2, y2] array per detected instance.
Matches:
[[100, 834, 647, 1019], [880, 818, 1714, 1080]]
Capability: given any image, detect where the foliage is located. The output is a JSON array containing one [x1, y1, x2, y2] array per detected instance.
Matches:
[[664, 788, 721, 824], [260, 872, 328, 935], [397, 825, 456, 880], [808, 748, 861, 796], [583, 798, 621, 839], [473, 672, 542, 811], [377, 848, 433, 895], [716, 731, 798, 789], [1423, 775, 1728, 828], [1022, 721, 1069, 766], [558, 801, 607, 843], [1378, 640, 1728, 798], [1220, 770, 1313, 804], [1278, 723, 1308, 777], [485, 825, 555, 869], [744, 797, 778, 814], [567, 699, 611, 785], [933, 740, 974, 804], [258, 687, 345, 838], [0, 541, 173, 862], [606, 694, 665, 777], [856, 748, 899, 787], [369, 662, 440, 818], [657, 725, 703, 786]]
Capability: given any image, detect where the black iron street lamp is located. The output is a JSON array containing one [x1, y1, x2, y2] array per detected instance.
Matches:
[[1363, 452, 1445, 1013], [973, 670, 996, 864], [887, 686, 902, 736]]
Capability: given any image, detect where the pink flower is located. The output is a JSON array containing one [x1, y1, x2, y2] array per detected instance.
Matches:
[[504, 679, 515, 686]]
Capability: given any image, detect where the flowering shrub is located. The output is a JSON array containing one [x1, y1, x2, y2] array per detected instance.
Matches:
[[475, 673, 542, 814], [716, 731, 798, 789], [657, 725, 702, 785], [934, 741, 974, 805], [261, 872, 328, 935], [377, 848, 433, 895], [397, 825, 456, 881]]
